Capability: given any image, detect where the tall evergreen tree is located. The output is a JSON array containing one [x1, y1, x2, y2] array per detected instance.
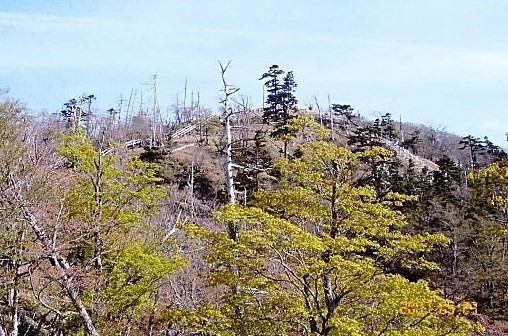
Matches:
[[331, 103, 356, 135], [459, 135, 485, 169], [259, 64, 297, 126], [402, 130, 421, 154], [259, 65, 299, 158], [347, 125, 384, 152], [483, 135, 506, 161]]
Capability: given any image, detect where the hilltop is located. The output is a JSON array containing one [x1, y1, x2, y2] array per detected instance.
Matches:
[[1, 74, 507, 335]]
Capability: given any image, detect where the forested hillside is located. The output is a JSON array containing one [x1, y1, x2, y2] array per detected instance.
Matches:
[[1, 65, 507, 335]]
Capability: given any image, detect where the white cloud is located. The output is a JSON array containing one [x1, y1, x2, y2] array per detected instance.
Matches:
[[0, 12, 95, 32], [0, 11, 264, 38], [3, 10, 508, 87]]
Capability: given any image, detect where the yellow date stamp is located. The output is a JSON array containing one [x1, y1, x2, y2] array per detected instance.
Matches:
[[399, 300, 477, 317]]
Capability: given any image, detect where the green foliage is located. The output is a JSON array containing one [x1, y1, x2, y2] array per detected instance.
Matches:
[[348, 125, 385, 151], [259, 65, 300, 159], [175, 141, 480, 335], [1, 90, 497, 334], [259, 64, 298, 126], [469, 159, 508, 213], [465, 160, 508, 314], [459, 135, 485, 169], [373, 113, 398, 141], [0, 94, 25, 148], [57, 130, 165, 228], [279, 112, 329, 141], [102, 241, 185, 312], [331, 103, 357, 132], [55, 130, 184, 334]]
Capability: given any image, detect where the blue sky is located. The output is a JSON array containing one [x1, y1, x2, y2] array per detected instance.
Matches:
[[1, 0, 508, 144]]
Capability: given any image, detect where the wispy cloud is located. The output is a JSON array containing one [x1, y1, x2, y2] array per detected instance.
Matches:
[[0, 12, 96, 32], [3, 11, 508, 66], [5, 10, 508, 91], [0, 11, 263, 38], [2, 3, 507, 145]]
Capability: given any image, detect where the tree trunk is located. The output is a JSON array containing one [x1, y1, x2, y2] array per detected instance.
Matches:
[[303, 274, 318, 334], [328, 95, 334, 141], [92, 157, 104, 270], [8, 288, 18, 336], [225, 115, 235, 205], [10, 178, 100, 336]]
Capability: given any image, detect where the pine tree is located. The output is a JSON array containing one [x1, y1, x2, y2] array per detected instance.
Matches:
[[459, 135, 485, 169], [402, 130, 421, 154], [348, 125, 384, 152], [331, 103, 356, 135], [483, 135, 506, 161], [259, 65, 298, 157]]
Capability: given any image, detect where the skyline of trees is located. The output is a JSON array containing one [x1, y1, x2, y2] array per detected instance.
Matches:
[[0, 64, 506, 335]]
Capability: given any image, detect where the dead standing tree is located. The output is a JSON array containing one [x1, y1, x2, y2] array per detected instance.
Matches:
[[219, 60, 249, 321], [219, 61, 240, 206]]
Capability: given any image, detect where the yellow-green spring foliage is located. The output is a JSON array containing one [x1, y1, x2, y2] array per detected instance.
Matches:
[[178, 141, 481, 336], [102, 241, 185, 312], [57, 130, 184, 334], [57, 130, 165, 226], [469, 159, 508, 211]]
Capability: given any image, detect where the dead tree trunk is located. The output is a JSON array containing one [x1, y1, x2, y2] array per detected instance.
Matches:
[[219, 61, 240, 207], [225, 114, 235, 205]]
